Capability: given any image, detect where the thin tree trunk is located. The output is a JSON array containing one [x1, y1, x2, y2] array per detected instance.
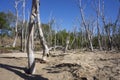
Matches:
[[97, 27, 102, 50], [54, 31, 56, 51], [48, 12, 53, 46], [97, 0, 102, 50], [36, 0, 49, 61], [13, 1, 19, 47], [101, 0, 112, 50], [79, 0, 93, 51], [88, 32, 93, 51], [21, 0, 25, 51], [24, 27, 27, 52], [107, 28, 112, 50], [24, 11, 29, 52]]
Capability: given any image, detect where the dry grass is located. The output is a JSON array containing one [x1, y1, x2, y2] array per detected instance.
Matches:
[[0, 50, 120, 80]]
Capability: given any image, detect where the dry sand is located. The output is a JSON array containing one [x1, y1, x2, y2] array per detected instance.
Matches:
[[0, 50, 120, 80]]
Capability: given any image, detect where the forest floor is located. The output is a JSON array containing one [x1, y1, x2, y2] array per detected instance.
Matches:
[[0, 50, 120, 80]]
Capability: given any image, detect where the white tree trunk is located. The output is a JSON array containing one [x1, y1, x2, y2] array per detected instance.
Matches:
[[27, 0, 36, 74], [64, 36, 70, 53], [36, 0, 49, 61], [24, 22, 27, 52], [97, 0, 102, 50], [79, 0, 93, 51], [13, 1, 19, 47], [101, 0, 112, 50], [24, 12, 29, 52], [27, 0, 50, 74], [27, 23, 35, 74], [21, 0, 25, 51]]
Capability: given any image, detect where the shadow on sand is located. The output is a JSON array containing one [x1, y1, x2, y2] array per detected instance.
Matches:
[[0, 63, 48, 80]]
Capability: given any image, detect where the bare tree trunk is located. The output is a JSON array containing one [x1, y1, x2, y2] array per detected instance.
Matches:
[[13, 1, 19, 47], [48, 12, 53, 47], [106, 29, 112, 51], [101, 0, 112, 50], [36, 0, 49, 61], [78, 0, 93, 51], [88, 32, 93, 51], [27, 0, 50, 74], [54, 31, 56, 51], [27, 23, 35, 74], [24, 11, 29, 52], [97, 0, 102, 50], [21, 0, 25, 51], [27, 0, 37, 74], [64, 35, 70, 53]]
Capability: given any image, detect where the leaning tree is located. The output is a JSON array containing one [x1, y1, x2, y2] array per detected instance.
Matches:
[[78, 0, 94, 51], [27, 0, 49, 74]]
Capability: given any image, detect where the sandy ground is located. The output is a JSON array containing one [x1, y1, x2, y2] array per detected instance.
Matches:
[[0, 50, 120, 80]]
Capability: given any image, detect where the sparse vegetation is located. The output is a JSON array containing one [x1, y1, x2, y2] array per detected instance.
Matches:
[[0, 0, 120, 80]]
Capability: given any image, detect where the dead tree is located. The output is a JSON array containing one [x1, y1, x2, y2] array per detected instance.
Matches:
[[101, 0, 112, 50], [95, 0, 102, 50], [27, 0, 36, 74], [36, 0, 49, 60], [78, 0, 94, 51], [64, 34, 70, 53], [21, 0, 25, 51], [27, 0, 49, 74], [12, 0, 20, 47], [24, 11, 29, 52]]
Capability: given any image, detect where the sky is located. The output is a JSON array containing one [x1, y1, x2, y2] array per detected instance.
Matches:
[[0, 0, 119, 31]]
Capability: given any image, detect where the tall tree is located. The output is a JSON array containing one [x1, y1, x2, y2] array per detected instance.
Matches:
[[27, 0, 35, 74], [101, 0, 112, 50], [12, 0, 21, 47], [27, 0, 49, 74], [21, 0, 25, 51], [78, 0, 94, 51], [97, 0, 102, 50], [36, 0, 49, 60], [24, 11, 29, 52]]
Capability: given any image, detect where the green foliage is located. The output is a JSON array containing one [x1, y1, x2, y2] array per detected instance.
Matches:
[[56, 29, 69, 46], [92, 36, 99, 48], [0, 46, 20, 53], [0, 11, 16, 36], [0, 12, 8, 29]]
